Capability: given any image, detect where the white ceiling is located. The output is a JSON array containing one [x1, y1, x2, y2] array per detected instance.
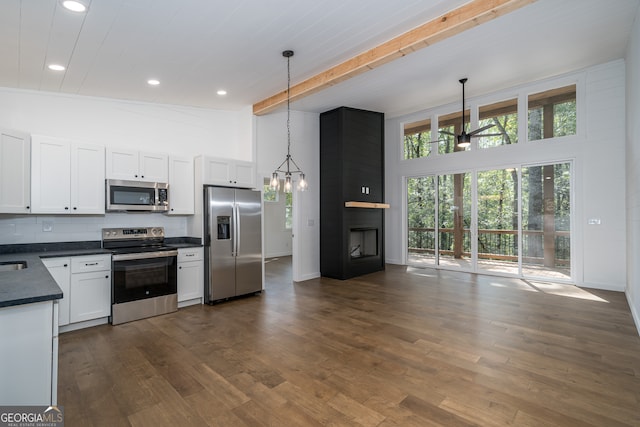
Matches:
[[1, 0, 638, 118]]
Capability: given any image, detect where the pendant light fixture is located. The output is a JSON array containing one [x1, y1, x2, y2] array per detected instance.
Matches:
[[270, 50, 307, 193]]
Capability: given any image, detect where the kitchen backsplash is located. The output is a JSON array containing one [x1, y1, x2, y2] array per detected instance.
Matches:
[[0, 213, 188, 244]]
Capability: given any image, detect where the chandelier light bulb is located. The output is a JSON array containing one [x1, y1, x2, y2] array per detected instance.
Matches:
[[270, 173, 280, 190], [284, 176, 292, 193], [298, 174, 308, 191]]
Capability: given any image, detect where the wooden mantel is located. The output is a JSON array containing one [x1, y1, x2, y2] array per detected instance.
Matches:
[[253, 0, 537, 115], [345, 201, 390, 209]]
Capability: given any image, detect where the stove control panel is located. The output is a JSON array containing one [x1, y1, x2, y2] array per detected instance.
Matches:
[[102, 227, 165, 241]]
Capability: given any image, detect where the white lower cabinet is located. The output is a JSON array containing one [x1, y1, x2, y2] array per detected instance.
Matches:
[[42, 257, 71, 326], [43, 254, 111, 329], [177, 247, 204, 306], [0, 301, 57, 405]]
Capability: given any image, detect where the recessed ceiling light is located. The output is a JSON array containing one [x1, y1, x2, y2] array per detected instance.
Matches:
[[217, 90, 227, 96], [48, 64, 66, 71], [61, 1, 87, 12], [147, 79, 160, 86]]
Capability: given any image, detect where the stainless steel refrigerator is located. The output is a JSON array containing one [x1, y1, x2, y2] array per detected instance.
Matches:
[[204, 186, 263, 303]]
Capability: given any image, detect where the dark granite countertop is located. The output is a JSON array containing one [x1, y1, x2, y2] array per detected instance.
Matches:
[[0, 243, 111, 308], [0, 238, 201, 308], [0, 253, 63, 308], [164, 237, 202, 249]]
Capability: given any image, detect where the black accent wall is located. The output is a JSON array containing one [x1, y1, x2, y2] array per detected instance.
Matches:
[[320, 107, 385, 280]]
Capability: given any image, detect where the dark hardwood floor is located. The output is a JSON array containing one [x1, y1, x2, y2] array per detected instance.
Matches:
[[58, 258, 640, 426]]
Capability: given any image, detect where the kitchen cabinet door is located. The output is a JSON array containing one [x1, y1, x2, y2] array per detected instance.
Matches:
[[32, 136, 105, 214], [168, 156, 194, 215], [106, 148, 139, 180], [42, 257, 71, 326], [69, 270, 111, 323], [202, 156, 255, 188], [106, 148, 168, 182], [31, 135, 72, 213], [0, 301, 55, 405], [177, 247, 203, 304], [0, 129, 31, 214], [233, 160, 256, 188], [71, 143, 105, 214], [139, 151, 168, 182]]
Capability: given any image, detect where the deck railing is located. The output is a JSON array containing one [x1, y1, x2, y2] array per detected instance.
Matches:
[[408, 227, 570, 265]]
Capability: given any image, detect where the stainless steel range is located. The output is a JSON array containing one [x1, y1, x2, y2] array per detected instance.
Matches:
[[102, 227, 178, 325]]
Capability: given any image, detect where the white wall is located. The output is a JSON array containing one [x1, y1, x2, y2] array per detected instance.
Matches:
[[626, 4, 640, 333], [255, 110, 320, 282], [385, 60, 627, 291], [0, 88, 254, 243], [0, 88, 253, 159]]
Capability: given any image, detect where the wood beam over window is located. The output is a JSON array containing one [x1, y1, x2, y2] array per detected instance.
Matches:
[[253, 0, 537, 116]]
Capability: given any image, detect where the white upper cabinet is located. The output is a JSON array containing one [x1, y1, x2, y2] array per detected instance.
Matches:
[[106, 148, 168, 182], [167, 156, 194, 215], [201, 156, 255, 188], [0, 129, 31, 214], [31, 135, 105, 214]]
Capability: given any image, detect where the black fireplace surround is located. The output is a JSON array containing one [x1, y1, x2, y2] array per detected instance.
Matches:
[[320, 107, 385, 280]]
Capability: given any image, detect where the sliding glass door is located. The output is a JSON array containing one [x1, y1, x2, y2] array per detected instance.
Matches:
[[406, 161, 572, 280], [407, 177, 436, 267], [476, 168, 519, 275], [521, 162, 571, 279], [438, 172, 471, 270]]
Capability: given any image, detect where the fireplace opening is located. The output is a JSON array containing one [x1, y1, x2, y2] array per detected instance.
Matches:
[[350, 228, 378, 259]]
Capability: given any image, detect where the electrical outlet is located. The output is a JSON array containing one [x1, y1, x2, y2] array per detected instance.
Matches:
[[42, 221, 53, 232]]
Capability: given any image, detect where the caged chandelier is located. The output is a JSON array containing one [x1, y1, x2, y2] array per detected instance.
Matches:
[[269, 50, 308, 193]]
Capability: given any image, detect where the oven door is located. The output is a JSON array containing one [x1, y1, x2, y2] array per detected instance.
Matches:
[[112, 251, 178, 304]]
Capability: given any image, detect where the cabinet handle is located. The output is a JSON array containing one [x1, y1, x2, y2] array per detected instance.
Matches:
[[73, 207, 77, 210], [141, 175, 145, 178], [179, 266, 182, 269], [63, 264, 68, 267], [186, 254, 195, 257], [26, 206, 30, 209], [85, 262, 99, 266], [64, 207, 69, 210], [135, 174, 138, 178], [105, 275, 109, 279]]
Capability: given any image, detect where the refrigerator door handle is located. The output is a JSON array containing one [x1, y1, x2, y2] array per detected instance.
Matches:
[[235, 202, 241, 256]]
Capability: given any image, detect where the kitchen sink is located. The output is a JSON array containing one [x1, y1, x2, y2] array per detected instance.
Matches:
[[0, 261, 28, 272]]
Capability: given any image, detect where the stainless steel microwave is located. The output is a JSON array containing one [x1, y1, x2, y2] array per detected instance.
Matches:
[[106, 179, 169, 212]]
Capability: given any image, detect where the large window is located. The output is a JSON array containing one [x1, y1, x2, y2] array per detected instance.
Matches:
[[403, 118, 432, 159], [477, 168, 518, 275], [263, 179, 278, 202], [406, 162, 572, 280], [478, 98, 518, 149], [407, 176, 436, 266], [438, 172, 471, 268], [521, 162, 571, 278], [528, 85, 576, 141], [285, 192, 292, 230]]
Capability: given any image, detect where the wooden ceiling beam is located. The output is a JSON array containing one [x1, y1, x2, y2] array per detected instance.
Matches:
[[253, 0, 537, 116]]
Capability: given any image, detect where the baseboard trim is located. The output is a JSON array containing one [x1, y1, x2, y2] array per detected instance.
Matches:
[[295, 271, 320, 282], [627, 291, 640, 337], [265, 251, 293, 258], [579, 281, 626, 292]]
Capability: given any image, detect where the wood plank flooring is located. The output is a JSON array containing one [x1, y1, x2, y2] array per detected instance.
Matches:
[[58, 258, 640, 426]]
